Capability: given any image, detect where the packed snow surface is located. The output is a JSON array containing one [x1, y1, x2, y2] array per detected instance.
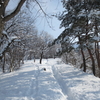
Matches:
[[0, 58, 100, 100]]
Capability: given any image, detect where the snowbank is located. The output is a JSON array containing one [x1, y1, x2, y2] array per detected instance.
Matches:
[[52, 62, 100, 100]]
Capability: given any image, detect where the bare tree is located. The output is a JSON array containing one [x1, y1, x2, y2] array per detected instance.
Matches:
[[0, 0, 51, 61], [0, 0, 26, 37], [1, 8, 37, 72]]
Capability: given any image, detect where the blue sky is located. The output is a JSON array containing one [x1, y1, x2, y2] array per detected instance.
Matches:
[[33, 0, 65, 39], [5, 0, 65, 39]]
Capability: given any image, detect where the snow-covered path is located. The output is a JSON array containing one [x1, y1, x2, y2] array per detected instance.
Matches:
[[0, 58, 100, 100], [0, 59, 67, 100]]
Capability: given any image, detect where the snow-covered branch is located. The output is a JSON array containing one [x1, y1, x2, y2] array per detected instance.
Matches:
[[3, 0, 26, 22]]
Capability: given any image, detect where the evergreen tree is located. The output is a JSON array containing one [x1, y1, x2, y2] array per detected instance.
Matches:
[[55, 0, 100, 76]]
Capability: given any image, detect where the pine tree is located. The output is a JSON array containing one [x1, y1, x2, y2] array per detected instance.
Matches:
[[55, 0, 100, 75]]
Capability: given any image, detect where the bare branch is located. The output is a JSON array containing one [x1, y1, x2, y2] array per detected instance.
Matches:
[[34, 0, 47, 17], [4, 0, 10, 8], [3, 0, 26, 22]]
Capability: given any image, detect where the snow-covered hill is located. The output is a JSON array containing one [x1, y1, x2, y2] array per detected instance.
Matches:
[[0, 58, 100, 100]]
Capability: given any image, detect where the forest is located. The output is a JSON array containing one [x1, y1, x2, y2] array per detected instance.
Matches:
[[0, 0, 100, 77], [54, 0, 100, 77], [0, 0, 58, 73]]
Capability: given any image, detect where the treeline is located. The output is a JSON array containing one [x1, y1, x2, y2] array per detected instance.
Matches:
[[0, 9, 57, 73], [54, 0, 100, 77]]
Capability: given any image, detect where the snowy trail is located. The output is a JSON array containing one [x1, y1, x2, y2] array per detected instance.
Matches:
[[0, 58, 100, 100], [32, 62, 67, 100], [26, 65, 40, 99], [52, 66, 70, 99], [0, 59, 67, 100]]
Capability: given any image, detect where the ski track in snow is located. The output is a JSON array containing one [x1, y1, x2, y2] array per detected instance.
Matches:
[[52, 65, 70, 99], [0, 59, 100, 100], [33, 65, 40, 99], [26, 65, 40, 99]]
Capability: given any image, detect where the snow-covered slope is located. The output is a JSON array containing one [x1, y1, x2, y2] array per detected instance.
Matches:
[[0, 58, 100, 100]]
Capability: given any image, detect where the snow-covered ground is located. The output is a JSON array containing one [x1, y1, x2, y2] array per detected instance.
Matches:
[[0, 58, 100, 100]]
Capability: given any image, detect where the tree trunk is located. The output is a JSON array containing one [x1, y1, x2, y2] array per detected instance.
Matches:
[[18, 60, 21, 68], [94, 18, 100, 69], [40, 51, 43, 64], [33, 54, 36, 62], [87, 48, 95, 76], [9, 58, 13, 72], [0, 0, 26, 37], [0, 0, 5, 37], [0, 19, 4, 37], [34, 58, 35, 62], [95, 42, 100, 69], [0, 13, 4, 37], [2, 53, 6, 73], [80, 48, 86, 72], [78, 36, 86, 72]]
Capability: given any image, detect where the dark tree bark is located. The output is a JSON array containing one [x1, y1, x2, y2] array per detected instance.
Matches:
[[94, 18, 100, 69], [78, 36, 86, 72], [2, 53, 6, 73], [0, 0, 26, 37], [0, 39, 14, 59], [40, 51, 43, 64], [95, 42, 100, 69], [80, 48, 86, 72], [87, 48, 95, 76], [3, 0, 26, 22], [0, 0, 5, 37]]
